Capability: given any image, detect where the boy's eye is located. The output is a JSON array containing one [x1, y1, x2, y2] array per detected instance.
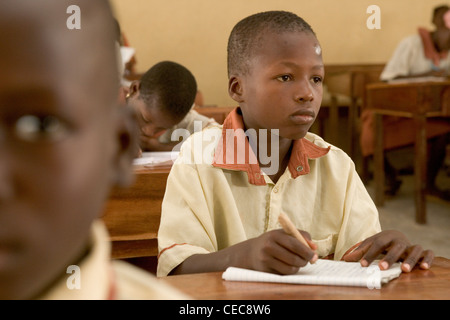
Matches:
[[277, 75, 292, 82], [312, 76, 323, 84], [141, 112, 152, 124], [15, 115, 68, 142]]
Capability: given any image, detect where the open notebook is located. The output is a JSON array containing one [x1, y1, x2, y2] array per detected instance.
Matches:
[[222, 259, 402, 289]]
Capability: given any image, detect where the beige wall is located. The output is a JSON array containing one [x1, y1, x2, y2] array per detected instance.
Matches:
[[111, 0, 449, 106]]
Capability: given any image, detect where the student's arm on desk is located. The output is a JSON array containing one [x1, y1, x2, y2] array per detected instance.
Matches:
[[343, 230, 435, 273], [170, 229, 317, 275]]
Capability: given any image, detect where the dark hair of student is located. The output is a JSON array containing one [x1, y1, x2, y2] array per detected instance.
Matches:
[[139, 61, 197, 120], [433, 4, 449, 19], [227, 10, 316, 78]]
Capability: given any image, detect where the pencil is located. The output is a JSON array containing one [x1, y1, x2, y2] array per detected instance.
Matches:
[[278, 212, 318, 263]]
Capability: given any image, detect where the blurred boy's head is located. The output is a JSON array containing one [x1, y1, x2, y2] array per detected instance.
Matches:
[[126, 61, 197, 140], [227, 11, 323, 140], [0, 0, 135, 299], [432, 5, 450, 28]]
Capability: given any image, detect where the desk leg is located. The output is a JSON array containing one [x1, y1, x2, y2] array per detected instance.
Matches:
[[348, 98, 358, 160], [329, 96, 339, 146], [374, 114, 385, 206], [414, 116, 427, 224]]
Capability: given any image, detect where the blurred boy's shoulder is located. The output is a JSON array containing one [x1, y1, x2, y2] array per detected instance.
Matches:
[[39, 221, 188, 300], [113, 260, 189, 300]]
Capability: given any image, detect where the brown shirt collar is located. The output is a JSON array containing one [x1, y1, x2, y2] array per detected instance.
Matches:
[[212, 107, 330, 185]]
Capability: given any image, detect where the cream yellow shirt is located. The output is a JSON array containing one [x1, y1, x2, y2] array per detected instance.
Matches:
[[38, 220, 188, 300], [158, 109, 217, 144], [157, 108, 381, 277]]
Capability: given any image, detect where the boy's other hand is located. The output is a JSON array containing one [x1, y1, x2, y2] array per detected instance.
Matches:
[[343, 230, 434, 272]]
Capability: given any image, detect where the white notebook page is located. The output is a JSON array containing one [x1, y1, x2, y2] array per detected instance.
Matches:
[[222, 259, 402, 289]]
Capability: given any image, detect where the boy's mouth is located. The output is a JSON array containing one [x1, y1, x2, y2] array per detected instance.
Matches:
[[289, 110, 315, 125]]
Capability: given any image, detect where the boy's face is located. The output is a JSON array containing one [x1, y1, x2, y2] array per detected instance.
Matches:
[[127, 89, 181, 141], [231, 31, 324, 141], [0, 1, 132, 299]]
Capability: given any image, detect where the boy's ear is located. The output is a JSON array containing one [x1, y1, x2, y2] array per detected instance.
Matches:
[[118, 85, 129, 106], [111, 105, 140, 188], [228, 76, 245, 103], [129, 80, 141, 97]]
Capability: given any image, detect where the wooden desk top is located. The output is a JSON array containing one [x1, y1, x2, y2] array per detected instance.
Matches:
[[365, 79, 450, 117], [158, 257, 450, 300]]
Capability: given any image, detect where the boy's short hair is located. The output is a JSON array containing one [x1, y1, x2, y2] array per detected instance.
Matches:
[[433, 4, 449, 19], [139, 61, 197, 120], [227, 11, 316, 78]]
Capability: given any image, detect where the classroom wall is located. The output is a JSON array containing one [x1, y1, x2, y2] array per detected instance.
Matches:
[[111, 0, 449, 106]]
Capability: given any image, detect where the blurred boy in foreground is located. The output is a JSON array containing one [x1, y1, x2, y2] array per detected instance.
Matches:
[[0, 0, 186, 299]]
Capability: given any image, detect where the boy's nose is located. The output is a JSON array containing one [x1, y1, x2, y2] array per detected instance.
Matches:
[[295, 80, 314, 102]]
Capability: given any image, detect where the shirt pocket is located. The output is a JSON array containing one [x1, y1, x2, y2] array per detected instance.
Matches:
[[312, 234, 336, 258]]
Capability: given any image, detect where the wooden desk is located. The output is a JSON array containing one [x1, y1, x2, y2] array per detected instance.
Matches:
[[324, 64, 384, 160], [365, 80, 450, 224], [102, 165, 171, 261], [158, 257, 450, 300]]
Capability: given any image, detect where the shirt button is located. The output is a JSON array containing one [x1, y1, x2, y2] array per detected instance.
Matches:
[[273, 187, 279, 193], [296, 165, 304, 172]]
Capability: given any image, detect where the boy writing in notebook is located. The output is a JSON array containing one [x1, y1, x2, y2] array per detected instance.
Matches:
[[124, 61, 216, 152], [157, 11, 434, 277], [0, 0, 185, 299]]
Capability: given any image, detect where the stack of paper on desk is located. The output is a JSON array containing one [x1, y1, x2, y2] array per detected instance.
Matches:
[[222, 259, 402, 289], [133, 151, 179, 167], [387, 76, 447, 84]]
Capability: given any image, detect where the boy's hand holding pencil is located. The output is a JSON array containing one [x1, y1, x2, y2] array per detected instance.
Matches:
[[278, 212, 318, 264], [244, 224, 318, 275], [236, 212, 318, 275]]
